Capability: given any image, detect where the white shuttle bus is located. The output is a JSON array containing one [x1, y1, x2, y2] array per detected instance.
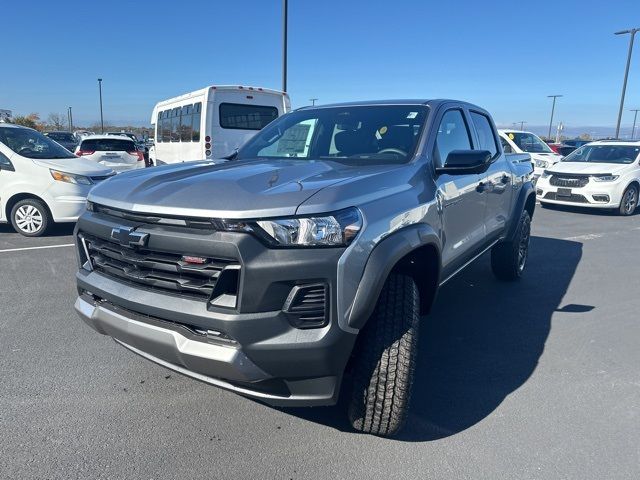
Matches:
[[149, 85, 290, 165]]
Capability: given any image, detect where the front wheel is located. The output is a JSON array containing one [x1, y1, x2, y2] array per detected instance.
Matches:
[[348, 274, 420, 437], [491, 210, 531, 281], [10, 199, 51, 237], [618, 184, 638, 216]]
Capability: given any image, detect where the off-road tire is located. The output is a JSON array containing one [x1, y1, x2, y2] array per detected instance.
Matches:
[[491, 210, 531, 281], [348, 274, 420, 437], [10, 198, 51, 237]]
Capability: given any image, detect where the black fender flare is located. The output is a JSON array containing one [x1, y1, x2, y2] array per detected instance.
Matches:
[[346, 224, 441, 331], [505, 181, 536, 241]]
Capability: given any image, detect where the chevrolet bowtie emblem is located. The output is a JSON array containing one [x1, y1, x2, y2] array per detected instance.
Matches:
[[110, 227, 149, 247]]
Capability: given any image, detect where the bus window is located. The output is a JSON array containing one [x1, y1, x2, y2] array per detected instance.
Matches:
[[192, 103, 202, 142], [180, 105, 192, 142]]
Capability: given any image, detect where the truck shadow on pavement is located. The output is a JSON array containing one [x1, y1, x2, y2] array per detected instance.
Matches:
[[284, 235, 584, 442]]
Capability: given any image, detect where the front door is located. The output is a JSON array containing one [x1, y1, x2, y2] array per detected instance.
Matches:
[[433, 108, 487, 277]]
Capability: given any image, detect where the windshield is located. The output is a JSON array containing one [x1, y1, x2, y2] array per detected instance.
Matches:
[[507, 132, 553, 153], [0, 127, 76, 159], [236, 105, 429, 164], [45, 132, 76, 142], [563, 144, 640, 164], [81, 138, 136, 151]]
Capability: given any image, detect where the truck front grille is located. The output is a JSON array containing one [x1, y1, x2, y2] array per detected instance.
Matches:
[[79, 233, 237, 300]]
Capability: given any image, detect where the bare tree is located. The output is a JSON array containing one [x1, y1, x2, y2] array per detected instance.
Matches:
[[47, 112, 67, 131]]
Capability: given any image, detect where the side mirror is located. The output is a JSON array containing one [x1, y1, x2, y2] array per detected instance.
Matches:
[[436, 150, 492, 175]]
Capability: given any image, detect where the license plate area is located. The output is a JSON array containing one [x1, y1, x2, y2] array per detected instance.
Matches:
[[557, 188, 572, 197]]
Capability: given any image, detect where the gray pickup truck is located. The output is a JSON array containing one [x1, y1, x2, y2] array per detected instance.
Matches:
[[74, 99, 534, 437]]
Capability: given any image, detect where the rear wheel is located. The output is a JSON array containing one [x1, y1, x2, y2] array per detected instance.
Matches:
[[618, 184, 638, 216], [348, 274, 420, 437], [10, 199, 51, 237], [491, 210, 531, 281]]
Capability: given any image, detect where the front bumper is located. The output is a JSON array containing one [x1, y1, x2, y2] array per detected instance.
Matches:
[[74, 211, 357, 406], [536, 178, 624, 208]]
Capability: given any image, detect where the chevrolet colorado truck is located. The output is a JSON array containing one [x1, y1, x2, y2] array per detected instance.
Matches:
[[74, 100, 535, 437]]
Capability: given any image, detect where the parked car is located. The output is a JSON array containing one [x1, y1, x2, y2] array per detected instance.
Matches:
[[0, 124, 114, 236], [75, 135, 145, 173], [536, 140, 640, 215], [43, 131, 78, 152], [106, 131, 151, 167], [499, 130, 562, 181], [74, 99, 535, 437], [150, 85, 290, 165], [555, 139, 593, 157]]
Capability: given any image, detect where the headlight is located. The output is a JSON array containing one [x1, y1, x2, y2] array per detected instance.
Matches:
[[535, 159, 549, 168], [254, 208, 362, 247], [50, 169, 92, 185], [591, 175, 619, 182]]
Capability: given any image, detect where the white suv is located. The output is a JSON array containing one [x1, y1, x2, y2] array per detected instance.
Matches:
[[499, 130, 563, 181], [536, 140, 640, 215], [75, 135, 145, 172], [0, 124, 114, 236]]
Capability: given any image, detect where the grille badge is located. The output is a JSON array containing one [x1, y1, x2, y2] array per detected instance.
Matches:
[[110, 227, 149, 247]]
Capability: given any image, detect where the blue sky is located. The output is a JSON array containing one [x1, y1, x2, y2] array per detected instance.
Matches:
[[1, 0, 639, 133]]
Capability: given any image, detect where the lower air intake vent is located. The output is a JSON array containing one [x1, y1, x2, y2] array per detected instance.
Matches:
[[284, 284, 328, 328]]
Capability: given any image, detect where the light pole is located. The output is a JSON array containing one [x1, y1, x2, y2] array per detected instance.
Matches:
[[614, 28, 639, 138], [547, 95, 562, 140], [309, 98, 318, 106], [519, 121, 527, 131], [98, 78, 104, 133], [630, 109, 640, 139], [67, 106, 73, 132], [282, 0, 288, 92]]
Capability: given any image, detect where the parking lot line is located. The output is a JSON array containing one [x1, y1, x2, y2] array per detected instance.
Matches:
[[0, 243, 74, 254]]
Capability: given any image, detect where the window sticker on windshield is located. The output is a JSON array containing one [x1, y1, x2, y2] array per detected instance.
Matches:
[[407, 112, 418, 119], [508, 133, 515, 140]]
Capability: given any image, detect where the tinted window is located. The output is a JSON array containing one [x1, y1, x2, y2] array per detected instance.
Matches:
[[180, 104, 193, 142], [161, 111, 171, 142], [45, 132, 75, 142], [192, 102, 201, 142], [434, 110, 472, 166], [80, 138, 135, 151], [237, 105, 428, 164], [0, 127, 75, 159], [470, 112, 497, 157], [156, 112, 162, 142], [500, 136, 514, 153], [170, 108, 180, 142], [0, 150, 13, 169], [219, 103, 279, 130]]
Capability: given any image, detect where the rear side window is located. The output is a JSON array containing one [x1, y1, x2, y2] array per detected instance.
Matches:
[[470, 112, 498, 157], [434, 109, 472, 167], [219, 103, 279, 130], [500, 136, 514, 153], [81, 139, 135, 151]]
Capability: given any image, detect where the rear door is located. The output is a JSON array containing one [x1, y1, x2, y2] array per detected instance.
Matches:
[[470, 111, 513, 240], [210, 90, 285, 158], [433, 106, 487, 277]]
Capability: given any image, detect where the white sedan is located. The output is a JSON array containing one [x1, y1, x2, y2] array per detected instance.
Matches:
[[536, 141, 640, 215]]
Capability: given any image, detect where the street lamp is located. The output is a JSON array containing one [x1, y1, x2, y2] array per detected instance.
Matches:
[[309, 98, 318, 106], [282, 0, 288, 92], [98, 78, 104, 134], [547, 95, 563, 140], [67, 106, 73, 132], [614, 28, 639, 138], [631, 109, 640, 140], [519, 121, 527, 131]]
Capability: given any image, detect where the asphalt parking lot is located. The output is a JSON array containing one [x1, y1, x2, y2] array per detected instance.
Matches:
[[1, 205, 639, 480]]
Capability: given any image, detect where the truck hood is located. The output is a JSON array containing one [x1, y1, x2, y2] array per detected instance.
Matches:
[[548, 161, 630, 175], [88, 159, 399, 218], [32, 157, 114, 176]]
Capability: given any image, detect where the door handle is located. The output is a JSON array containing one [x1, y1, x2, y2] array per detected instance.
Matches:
[[476, 182, 487, 193]]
